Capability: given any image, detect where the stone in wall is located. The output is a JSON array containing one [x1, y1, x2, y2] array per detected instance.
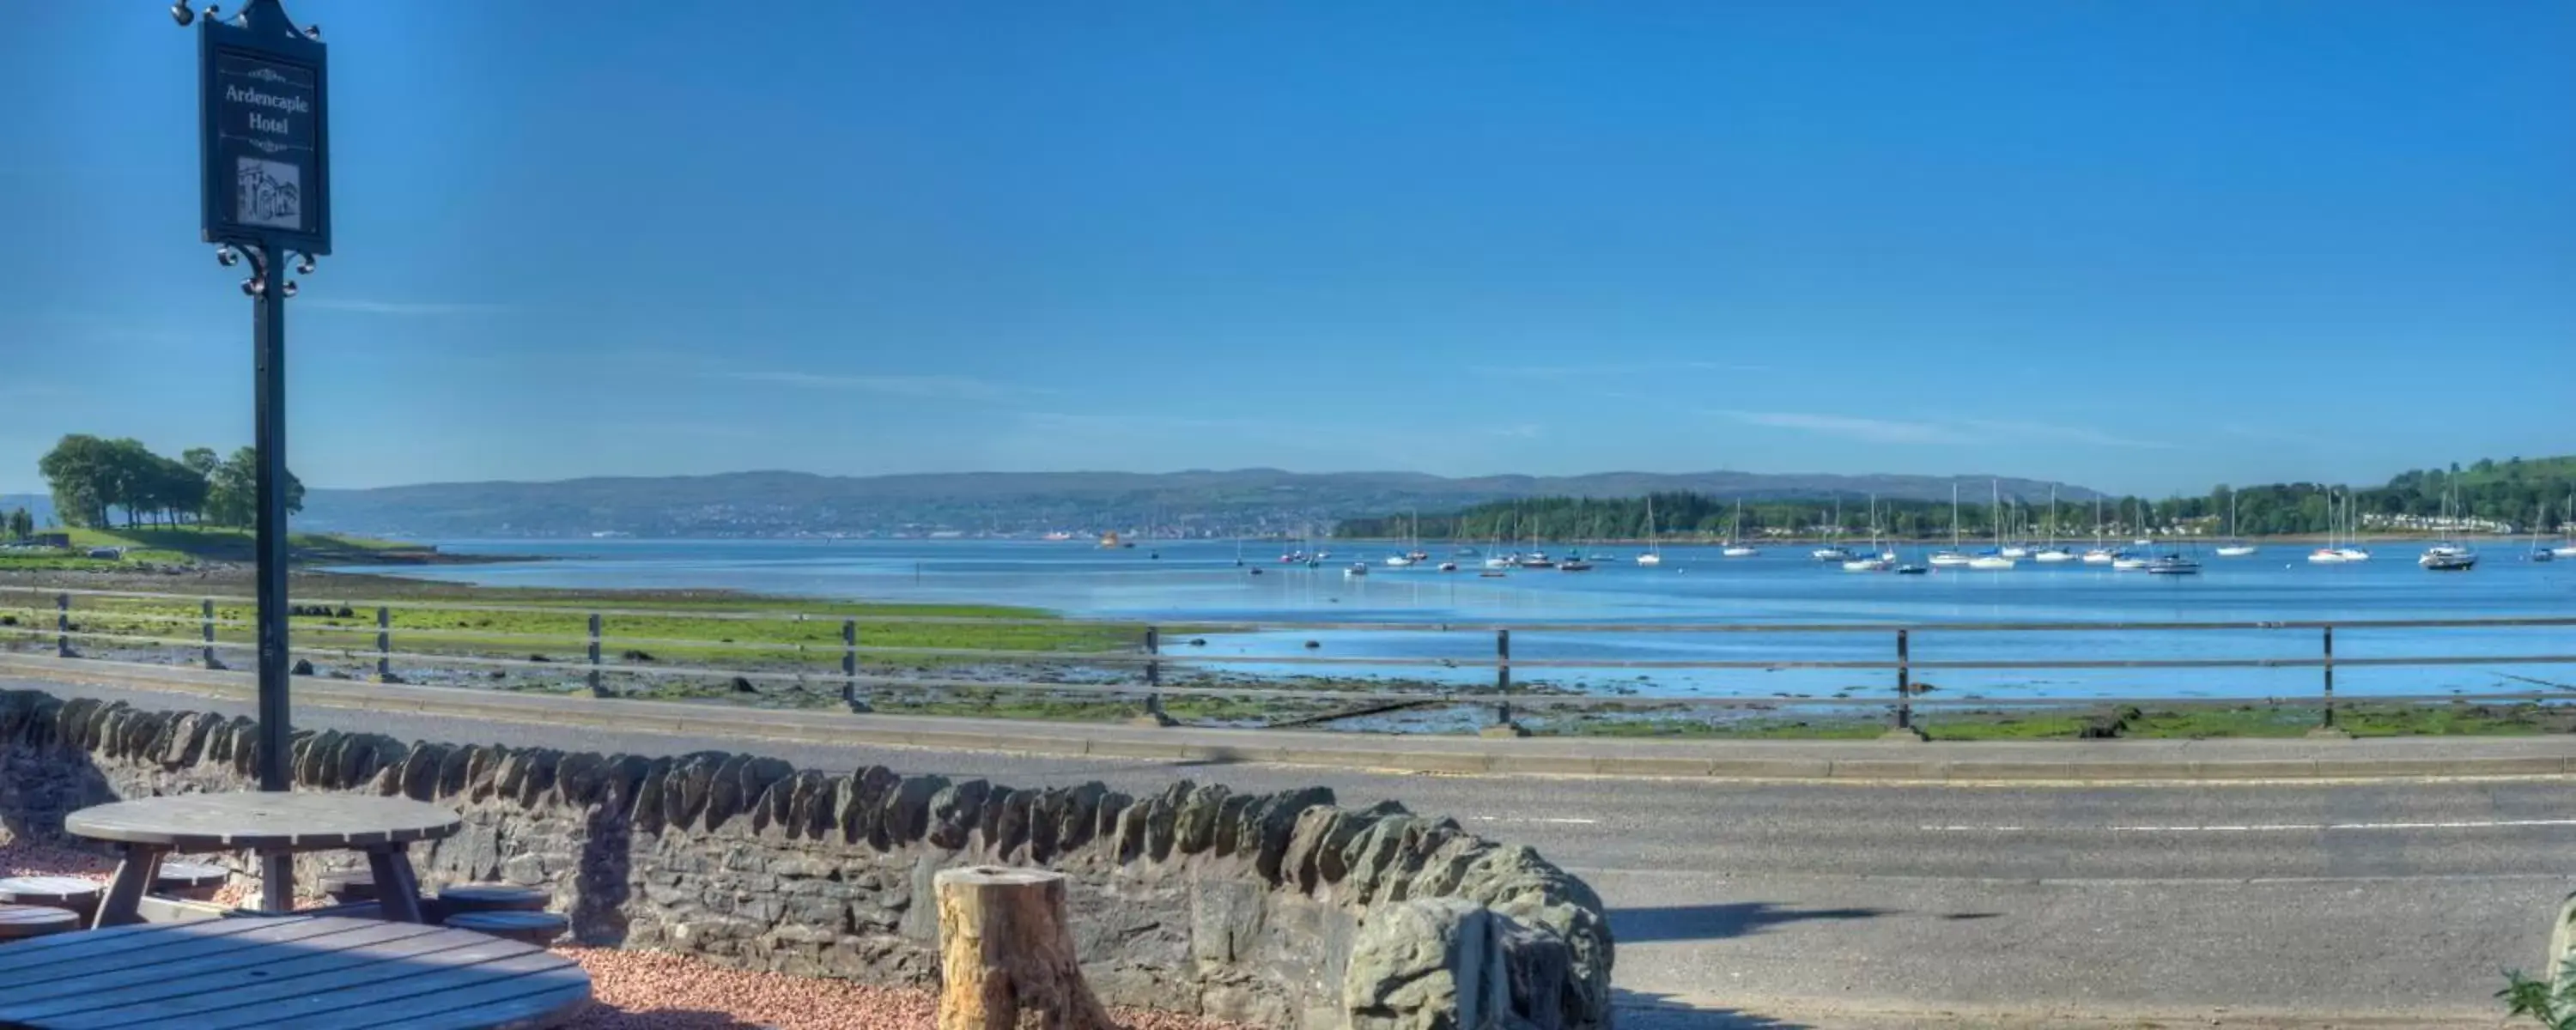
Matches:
[[0, 689, 1612, 1028]]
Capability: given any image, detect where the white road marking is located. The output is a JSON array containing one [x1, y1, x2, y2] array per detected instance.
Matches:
[[1921, 818, 2576, 833], [1470, 815, 1601, 825]]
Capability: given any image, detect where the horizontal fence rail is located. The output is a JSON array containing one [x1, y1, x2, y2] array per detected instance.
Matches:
[[3, 585, 2573, 735]]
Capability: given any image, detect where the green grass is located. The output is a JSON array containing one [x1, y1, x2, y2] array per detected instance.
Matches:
[[0, 585, 1135, 676]]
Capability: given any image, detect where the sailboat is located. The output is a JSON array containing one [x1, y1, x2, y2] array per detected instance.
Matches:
[[1560, 513, 1598, 572], [1843, 496, 1896, 572], [2333, 489, 2372, 561], [2144, 552, 2202, 575], [2081, 496, 2117, 564], [2215, 490, 2257, 557], [2419, 485, 2476, 570], [1636, 496, 1663, 566], [1722, 500, 1760, 557], [1811, 500, 1856, 561], [2308, 489, 2348, 564], [2555, 492, 2576, 558], [1967, 482, 2017, 568], [2144, 503, 2202, 574], [1996, 484, 2031, 558], [1929, 484, 1971, 566], [2528, 504, 2555, 563], [2032, 486, 2076, 562], [1384, 510, 1419, 566]]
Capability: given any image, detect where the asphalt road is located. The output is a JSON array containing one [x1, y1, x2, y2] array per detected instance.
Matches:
[[13, 677, 2567, 1028]]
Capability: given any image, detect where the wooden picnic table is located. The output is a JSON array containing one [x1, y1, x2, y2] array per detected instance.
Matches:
[[65, 793, 462, 928], [0, 914, 591, 1029]]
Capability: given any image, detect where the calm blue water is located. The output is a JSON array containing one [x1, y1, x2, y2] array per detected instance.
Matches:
[[338, 539, 2576, 703]]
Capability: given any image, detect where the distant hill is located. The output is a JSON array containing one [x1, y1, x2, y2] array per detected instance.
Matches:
[[294, 469, 2102, 539]]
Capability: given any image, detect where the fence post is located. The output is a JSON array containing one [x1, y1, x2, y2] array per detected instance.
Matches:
[[1883, 628, 1927, 742], [2309, 625, 2348, 737], [374, 606, 391, 682], [587, 612, 605, 698], [202, 599, 217, 670], [1481, 627, 1527, 737], [55, 592, 69, 658], [841, 618, 869, 712]]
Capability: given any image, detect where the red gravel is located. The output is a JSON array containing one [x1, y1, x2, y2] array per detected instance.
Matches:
[[0, 840, 113, 879], [561, 947, 1251, 1030]]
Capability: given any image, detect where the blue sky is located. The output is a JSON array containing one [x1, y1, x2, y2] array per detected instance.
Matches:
[[3, 1, 2571, 496]]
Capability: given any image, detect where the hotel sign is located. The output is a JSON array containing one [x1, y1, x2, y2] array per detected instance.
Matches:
[[199, 7, 331, 254]]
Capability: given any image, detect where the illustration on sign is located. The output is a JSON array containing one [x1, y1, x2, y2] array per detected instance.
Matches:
[[236, 158, 301, 229]]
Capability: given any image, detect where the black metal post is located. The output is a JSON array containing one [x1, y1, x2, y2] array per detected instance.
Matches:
[[2320, 625, 2336, 730], [586, 612, 605, 697], [841, 619, 866, 712], [1141, 626, 1169, 723], [1894, 628, 1913, 731], [202, 598, 216, 669], [55, 592, 69, 657], [252, 241, 294, 908], [374, 605, 390, 681], [1494, 628, 1513, 727]]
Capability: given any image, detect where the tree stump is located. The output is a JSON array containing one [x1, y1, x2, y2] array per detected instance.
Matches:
[[934, 866, 1116, 1030]]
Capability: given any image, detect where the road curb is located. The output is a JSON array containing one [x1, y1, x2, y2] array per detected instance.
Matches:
[[7, 654, 2576, 783]]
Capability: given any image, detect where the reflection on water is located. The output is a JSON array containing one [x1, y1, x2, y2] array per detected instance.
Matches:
[[341, 538, 2576, 701]]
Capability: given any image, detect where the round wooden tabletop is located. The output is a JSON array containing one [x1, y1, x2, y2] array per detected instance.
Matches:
[[64, 792, 463, 851], [0, 876, 102, 905], [0, 904, 78, 940]]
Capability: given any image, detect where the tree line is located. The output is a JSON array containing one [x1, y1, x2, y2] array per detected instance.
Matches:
[[4, 507, 30, 540], [35, 434, 305, 530], [1339, 456, 2576, 542]]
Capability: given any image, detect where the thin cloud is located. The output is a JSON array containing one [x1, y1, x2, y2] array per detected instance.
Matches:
[[2219, 422, 2325, 447], [725, 371, 1045, 402], [1488, 423, 1545, 439], [1473, 360, 1771, 379], [300, 299, 509, 316], [1957, 419, 2172, 450], [1016, 411, 1241, 432], [1715, 410, 2171, 449], [1715, 410, 1968, 444]]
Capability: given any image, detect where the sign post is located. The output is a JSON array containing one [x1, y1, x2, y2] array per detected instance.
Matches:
[[177, 0, 331, 912]]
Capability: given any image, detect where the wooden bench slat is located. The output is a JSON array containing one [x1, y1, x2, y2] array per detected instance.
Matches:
[[0, 914, 319, 976], [44, 932, 543, 1030], [339, 974, 592, 1030], [0, 917, 589, 1030], [0, 921, 448, 1015], [168, 949, 579, 1030]]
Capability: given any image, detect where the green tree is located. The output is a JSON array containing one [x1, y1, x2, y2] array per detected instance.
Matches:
[[36, 434, 114, 528], [4, 507, 28, 540], [204, 447, 304, 528]]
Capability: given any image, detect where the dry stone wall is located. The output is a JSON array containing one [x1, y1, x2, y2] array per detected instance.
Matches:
[[0, 690, 1611, 1029]]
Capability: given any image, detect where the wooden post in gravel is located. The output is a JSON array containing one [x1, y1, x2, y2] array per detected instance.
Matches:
[[934, 867, 1115, 1030]]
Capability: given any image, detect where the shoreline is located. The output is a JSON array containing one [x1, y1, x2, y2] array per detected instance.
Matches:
[[7, 551, 2568, 740]]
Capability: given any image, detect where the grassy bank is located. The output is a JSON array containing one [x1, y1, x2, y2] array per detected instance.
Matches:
[[0, 579, 1134, 675], [0, 526, 433, 569]]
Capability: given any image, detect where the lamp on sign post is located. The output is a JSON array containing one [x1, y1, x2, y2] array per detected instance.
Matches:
[[177, 0, 331, 913]]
